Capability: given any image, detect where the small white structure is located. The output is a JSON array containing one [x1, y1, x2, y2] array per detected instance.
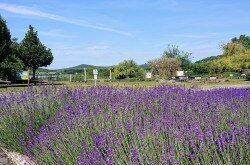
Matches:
[[195, 77, 202, 80], [93, 69, 98, 80], [229, 74, 233, 77], [209, 77, 217, 80], [93, 69, 98, 86], [176, 71, 185, 77], [179, 76, 188, 82], [146, 72, 152, 79]]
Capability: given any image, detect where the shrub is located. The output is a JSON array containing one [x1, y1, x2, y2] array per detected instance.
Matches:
[[246, 73, 250, 81]]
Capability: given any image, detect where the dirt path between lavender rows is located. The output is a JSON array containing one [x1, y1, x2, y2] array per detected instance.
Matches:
[[0, 147, 35, 165], [200, 83, 250, 89]]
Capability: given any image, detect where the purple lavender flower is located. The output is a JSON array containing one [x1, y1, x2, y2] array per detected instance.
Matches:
[[130, 148, 139, 165]]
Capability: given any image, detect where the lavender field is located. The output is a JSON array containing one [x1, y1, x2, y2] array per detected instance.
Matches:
[[0, 85, 249, 165]]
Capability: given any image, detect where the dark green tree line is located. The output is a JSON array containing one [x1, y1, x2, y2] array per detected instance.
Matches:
[[0, 16, 24, 81]]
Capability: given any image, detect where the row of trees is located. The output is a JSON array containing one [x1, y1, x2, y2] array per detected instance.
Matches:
[[149, 45, 192, 78], [0, 15, 53, 81], [192, 35, 250, 75], [113, 35, 249, 79], [2, 14, 247, 81], [112, 45, 192, 79]]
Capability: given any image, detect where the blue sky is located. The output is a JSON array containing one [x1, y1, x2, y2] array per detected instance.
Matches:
[[0, 0, 250, 69]]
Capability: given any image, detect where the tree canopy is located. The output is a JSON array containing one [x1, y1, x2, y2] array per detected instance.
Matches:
[[149, 57, 181, 78], [19, 25, 53, 79], [231, 34, 250, 49], [209, 35, 250, 73], [190, 62, 210, 75], [0, 15, 11, 63], [192, 35, 250, 75], [221, 42, 246, 57], [113, 60, 145, 79], [0, 38, 24, 81], [162, 45, 192, 70], [0, 16, 24, 81], [210, 50, 250, 73]]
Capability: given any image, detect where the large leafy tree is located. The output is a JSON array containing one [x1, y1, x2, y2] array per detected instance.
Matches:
[[0, 15, 11, 63], [1, 38, 24, 81], [19, 25, 53, 79], [221, 42, 246, 57], [209, 35, 250, 73], [190, 62, 211, 75], [113, 60, 145, 79], [162, 45, 192, 70], [149, 57, 181, 78], [231, 35, 250, 49], [0, 16, 23, 81], [210, 50, 250, 73]]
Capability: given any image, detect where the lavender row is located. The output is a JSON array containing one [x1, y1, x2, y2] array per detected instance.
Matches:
[[0, 85, 249, 164]]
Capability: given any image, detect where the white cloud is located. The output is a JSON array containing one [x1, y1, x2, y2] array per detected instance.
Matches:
[[170, 33, 218, 39], [0, 3, 132, 36], [39, 29, 79, 39], [87, 45, 110, 51]]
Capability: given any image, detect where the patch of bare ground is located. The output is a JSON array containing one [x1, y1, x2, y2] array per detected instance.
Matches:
[[0, 147, 35, 165]]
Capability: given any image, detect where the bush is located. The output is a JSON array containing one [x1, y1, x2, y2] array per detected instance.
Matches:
[[246, 73, 250, 81], [223, 72, 240, 78]]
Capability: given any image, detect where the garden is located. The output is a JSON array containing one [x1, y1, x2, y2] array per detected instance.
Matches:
[[0, 85, 249, 164]]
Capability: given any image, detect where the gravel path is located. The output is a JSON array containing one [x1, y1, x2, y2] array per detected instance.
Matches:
[[201, 84, 250, 90], [0, 148, 13, 165], [0, 147, 35, 165]]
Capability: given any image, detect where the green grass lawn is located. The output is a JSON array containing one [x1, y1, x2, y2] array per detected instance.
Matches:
[[0, 78, 249, 92]]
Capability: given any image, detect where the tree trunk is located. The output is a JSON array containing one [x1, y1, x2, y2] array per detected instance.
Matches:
[[32, 68, 36, 80]]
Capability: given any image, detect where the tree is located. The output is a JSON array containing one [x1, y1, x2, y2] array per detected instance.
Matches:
[[149, 57, 181, 78], [208, 35, 250, 74], [191, 62, 210, 75], [0, 16, 23, 81], [113, 60, 145, 79], [0, 38, 24, 81], [231, 35, 250, 49], [19, 25, 53, 79], [162, 45, 192, 70], [0, 15, 11, 63], [209, 50, 250, 73], [221, 42, 246, 57]]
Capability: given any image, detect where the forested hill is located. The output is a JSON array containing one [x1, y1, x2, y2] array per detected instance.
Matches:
[[39, 63, 149, 72], [195, 55, 222, 63]]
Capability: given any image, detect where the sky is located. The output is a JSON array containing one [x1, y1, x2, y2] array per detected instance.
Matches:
[[0, 0, 250, 69]]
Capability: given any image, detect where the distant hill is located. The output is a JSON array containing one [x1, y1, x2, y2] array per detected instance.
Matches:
[[139, 63, 150, 69], [39, 63, 149, 73], [195, 55, 222, 63], [37, 68, 51, 72], [53, 64, 105, 71], [62, 64, 109, 70]]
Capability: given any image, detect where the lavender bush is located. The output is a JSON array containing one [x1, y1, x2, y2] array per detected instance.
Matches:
[[0, 85, 249, 164]]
